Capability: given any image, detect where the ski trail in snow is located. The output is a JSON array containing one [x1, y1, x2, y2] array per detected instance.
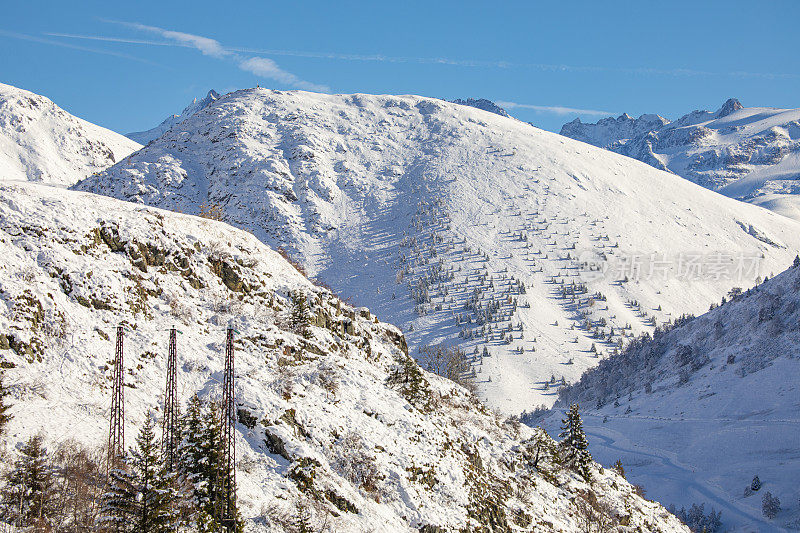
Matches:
[[584, 424, 787, 533]]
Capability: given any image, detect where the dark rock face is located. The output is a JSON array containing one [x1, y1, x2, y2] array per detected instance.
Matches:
[[450, 98, 510, 117], [717, 98, 744, 118]]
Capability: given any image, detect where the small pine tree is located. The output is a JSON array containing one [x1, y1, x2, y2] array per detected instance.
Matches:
[[289, 291, 312, 338], [129, 415, 174, 532], [99, 461, 138, 531], [0, 434, 56, 528], [178, 397, 242, 532], [762, 491, 780, 519], [386, 355, 430, 408], [100, 415, 174, 532], [612, 459, 625, 478], [0, 369, 11, 437], [559, 404, 592, 481], [751, 475, 761, 492], [794, 255, 800, 268]]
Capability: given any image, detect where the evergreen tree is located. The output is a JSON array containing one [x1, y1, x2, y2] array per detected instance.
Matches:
[[386, 354, 430, 408], [178, 397, 242, 532], [0, 434, 56, 529], [289, 290, 312, 338], [99, 462, 138, 532], [129, 415, 174, 532], [558, 403, 592, 481], [762, 491, 780, 519], [751, 475, 761, 492], [179, 395, 216, 531], [99, 416, 174, 532], [794, 255, 800, 268], [0, 369, 11, 437]]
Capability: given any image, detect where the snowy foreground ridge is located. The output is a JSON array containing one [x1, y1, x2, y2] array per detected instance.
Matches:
[[0, 182, 687, 531], [0, 82, 141, 186], [76, 87, 800, 413], [560, 99, 800, 221], [547, 262, 800, 531]]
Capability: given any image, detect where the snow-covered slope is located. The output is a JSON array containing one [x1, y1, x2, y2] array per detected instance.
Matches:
[[0, 181, 686, 532], [560, 99, 800, 221], [545, 262, 800, 532], [74, 88, 800, 414], [0, 82, 141, 186], [126, 90, 220, 144]]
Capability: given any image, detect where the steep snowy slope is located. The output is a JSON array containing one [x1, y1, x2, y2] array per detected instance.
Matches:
[[561, 99, 800, 220], [75, 88, 800, 414], [126, 89, 221, 144], [0, 82, 141, 186], [0, 182, 687, 532], [546, 262, 800, 532]]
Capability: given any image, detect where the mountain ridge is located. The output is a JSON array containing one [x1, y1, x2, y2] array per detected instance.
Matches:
[[0, 82, 141, 186], [74, 87, 800, 414], [560, 99, 800, 221]]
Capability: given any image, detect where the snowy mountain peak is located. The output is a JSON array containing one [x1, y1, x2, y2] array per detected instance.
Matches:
[[126, 89, 221, 144], [0, 82, 141, 186], [716, 97, 743, 118], [560, 98, 800, 220]]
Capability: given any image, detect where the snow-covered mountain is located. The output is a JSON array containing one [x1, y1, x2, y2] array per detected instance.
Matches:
[[560, 99, 800, 221], [126, 89, 221, 144], [0, 181, 687, 532], [543, 261, 800, 532], [74, 88, 800, 414], [0, 82, 141, 186]]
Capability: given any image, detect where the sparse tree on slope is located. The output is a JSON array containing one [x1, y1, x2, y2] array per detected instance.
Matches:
[[762, 491, 780, 519], [559, 403, 592, 481], [0, 369, 11, 437], [290, 290, 312, 338]]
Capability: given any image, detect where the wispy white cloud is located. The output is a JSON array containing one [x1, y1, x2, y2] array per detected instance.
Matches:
[[496, 101, 614, 116], [238, 57, 329, 92], [117, 22, 228, 58], [0, 30, 165, 67], [92, 21, 330, 92], [40, 32, 800, 81]]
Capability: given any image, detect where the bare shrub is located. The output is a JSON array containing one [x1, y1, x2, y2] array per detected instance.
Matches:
[[198, 202, 225, 221], [169, 296, 195, 324], [334, 432, 383, 500], [419, 344, 476, 393]]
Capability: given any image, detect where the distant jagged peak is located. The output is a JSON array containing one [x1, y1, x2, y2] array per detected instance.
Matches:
[[126, 89, 222, 144], [449, 97, 509, 117], [717, 97, 744, 118]]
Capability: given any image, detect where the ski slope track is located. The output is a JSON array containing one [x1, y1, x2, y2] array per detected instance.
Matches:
[[547, 264, 800, 531], [0, 82, 141, 186], [0, 182, 687, 532], [561, 99, 800, 222], [75, 88, 800, 414]]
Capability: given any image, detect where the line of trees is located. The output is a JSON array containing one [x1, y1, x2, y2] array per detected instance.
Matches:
[[0, 392, 242, 532]]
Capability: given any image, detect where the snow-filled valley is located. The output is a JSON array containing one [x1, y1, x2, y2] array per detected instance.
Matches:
[[0, 82, 141, 186], [560, 99, 800, 222], [0, 181, 687, 531], [541, 263, 800, 531], [75, 87, 800, 414]]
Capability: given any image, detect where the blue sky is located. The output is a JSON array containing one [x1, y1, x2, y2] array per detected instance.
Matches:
[[2, 0, 798, 134]]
